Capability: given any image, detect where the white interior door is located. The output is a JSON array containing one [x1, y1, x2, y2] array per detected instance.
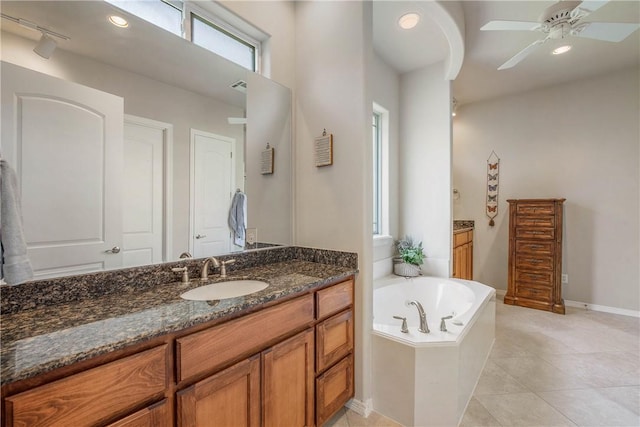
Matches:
[[190, 129, 235, 258], [1, 61, 124, 278], [122, 115, 172, 267]]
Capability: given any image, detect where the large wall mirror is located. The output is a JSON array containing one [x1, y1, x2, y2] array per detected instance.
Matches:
[[0, 1, 292, 282]]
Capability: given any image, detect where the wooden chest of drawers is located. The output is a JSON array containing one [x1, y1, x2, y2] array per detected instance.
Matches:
[[504, 198, 566, 314]]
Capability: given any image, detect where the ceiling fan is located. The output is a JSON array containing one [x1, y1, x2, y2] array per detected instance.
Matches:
[[481, 0, 640, 70]]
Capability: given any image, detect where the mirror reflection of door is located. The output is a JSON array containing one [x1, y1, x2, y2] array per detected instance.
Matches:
[[190, 129, 235, 258], [1, 62, 124, 279], [123, 115, 173, 268]]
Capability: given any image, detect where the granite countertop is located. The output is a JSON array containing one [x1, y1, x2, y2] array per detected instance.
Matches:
[[453, 220, 475, 232], [0, 260, 356, 386]]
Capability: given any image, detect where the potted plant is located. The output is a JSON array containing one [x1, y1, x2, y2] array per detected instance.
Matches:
[[394, 236, 425, 277]]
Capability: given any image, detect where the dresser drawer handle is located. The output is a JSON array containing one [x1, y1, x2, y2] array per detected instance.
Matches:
[[527, 259, 544, 264], [528, 244, 544, 249], [527, 274, 544, 280]]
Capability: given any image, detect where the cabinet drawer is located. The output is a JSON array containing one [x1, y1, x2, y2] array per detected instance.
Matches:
[[515, 241, 554, 255], [516, 215, 555, 228], [515, 269, 553, 286], [5, 345, 168, 427], [516, 204, 555, 215], [316, 309, 353, 372], [316, 279, 353, 320], [515, 254, 553, 271], [316, 355, 354, 427], [177, 294, 314, 383], [516, 284, 552, 302], [515, 227, 555, 240], [107, 399, 170, 427], [453, 230, 472, 247]]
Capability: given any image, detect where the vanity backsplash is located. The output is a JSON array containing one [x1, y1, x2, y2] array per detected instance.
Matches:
[[0, 246, 358, 315]]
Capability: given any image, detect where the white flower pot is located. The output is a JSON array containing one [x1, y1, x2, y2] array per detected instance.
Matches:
[[393, 262, 421, 277]]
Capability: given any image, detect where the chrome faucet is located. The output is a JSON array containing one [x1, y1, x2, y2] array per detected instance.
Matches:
[[407, 300, 429, 333], [200, 257, 220, 281]]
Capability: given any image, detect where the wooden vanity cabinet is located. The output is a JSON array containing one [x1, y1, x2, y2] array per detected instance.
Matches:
[[505, 199, 565, 314], [4, 345, 170, 427], [2, 276, 356, 427], [315, 279, 355, 426], [453, 229, 473, 280]]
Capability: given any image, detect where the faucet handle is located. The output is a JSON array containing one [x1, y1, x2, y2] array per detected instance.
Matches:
[[393, 316, 409, 333], [172, 267, 190, 284], [220, 259, 235, 278], [440, 315, 454, 332]]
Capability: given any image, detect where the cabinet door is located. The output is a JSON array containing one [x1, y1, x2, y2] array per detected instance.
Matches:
[[262, 329, 314, 427], [316, 355, 354, 427], [316, 310, 353, 372], [106, 399, 170, 427], [177, 355, 260, 427]]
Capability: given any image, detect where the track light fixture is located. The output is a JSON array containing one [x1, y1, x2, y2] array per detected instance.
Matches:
[[1, 13, 70, 59]]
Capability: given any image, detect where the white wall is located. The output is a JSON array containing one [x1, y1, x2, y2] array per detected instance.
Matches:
[[294, 0, 373, 408], [453, 66, 640, 311], [400, 62, 453, 277], [1, 31, 246, 259]]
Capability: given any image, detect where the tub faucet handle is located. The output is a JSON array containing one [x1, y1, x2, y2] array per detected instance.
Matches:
[[393, 316, 409, 333], [440, 315, 454, 332]]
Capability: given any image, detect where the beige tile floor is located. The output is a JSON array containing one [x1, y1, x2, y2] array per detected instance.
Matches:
[[326, 300, 640, 427]]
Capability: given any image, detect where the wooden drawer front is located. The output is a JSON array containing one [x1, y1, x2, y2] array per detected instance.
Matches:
[[316, 279, 353, 320], [107, 399, 170, 427], [515, 227, 555, 240], [177, 355, 260, 427], [177, 294, 314, 383], [515, 254, 553, 271], [515, 269, 553, 286], [516, 215, 555, 228], [516, 284, 552, 302], [316, 355, 354, 427], [6, 345, 168, 427], [316, 310, 353, 372], [453, 230, 472, 247], [516, 204, 555, 215], [515, 240, 554, 255]]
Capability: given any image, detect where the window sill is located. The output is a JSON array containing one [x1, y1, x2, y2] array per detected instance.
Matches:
[[373, 234, 393, 248]]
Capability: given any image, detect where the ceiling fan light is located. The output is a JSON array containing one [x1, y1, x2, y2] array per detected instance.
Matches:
[[398, 13, 420, 30], [552, 45, 572, 55]]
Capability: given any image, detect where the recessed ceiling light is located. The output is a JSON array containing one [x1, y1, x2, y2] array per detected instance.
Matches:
[[552, 45, 572, 55], [398, 13, 420, 30], [108, 15, 129, 28]]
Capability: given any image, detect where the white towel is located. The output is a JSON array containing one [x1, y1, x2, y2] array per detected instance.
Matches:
[[228, 191, 247, 247], [0, 160, 33, 284]]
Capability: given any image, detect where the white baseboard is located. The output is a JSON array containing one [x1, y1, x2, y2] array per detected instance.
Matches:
[[564, 299, 640, 318], [493, 288, 639, 318], [345, 398, 373, 418]]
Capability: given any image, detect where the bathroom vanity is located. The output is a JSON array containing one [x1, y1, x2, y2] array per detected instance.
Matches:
[[0, 247, 356, 427], [452, 221, 474, 280]]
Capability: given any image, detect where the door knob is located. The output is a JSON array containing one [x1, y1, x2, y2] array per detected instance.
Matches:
[[195, 234, 207, 239], [105, 246, 120, 254]]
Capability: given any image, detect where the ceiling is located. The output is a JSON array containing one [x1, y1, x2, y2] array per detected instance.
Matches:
[[373, 1, 640, 106]]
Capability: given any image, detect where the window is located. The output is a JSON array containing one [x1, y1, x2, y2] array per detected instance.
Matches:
[[373, 112, 382, 235], [190, 13, 256, 71], [373, 103, 390, 238]]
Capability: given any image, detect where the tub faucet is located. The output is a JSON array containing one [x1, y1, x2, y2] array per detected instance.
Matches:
[[200, 257, 220, 281], [407, 300, 429, 333]]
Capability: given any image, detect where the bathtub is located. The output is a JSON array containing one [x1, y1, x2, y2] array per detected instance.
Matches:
[[371, 275, 496, 427]]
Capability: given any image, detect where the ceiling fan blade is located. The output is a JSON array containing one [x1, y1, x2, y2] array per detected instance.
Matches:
[[574, 22, 640, 42], [481, 20, 542, 32], [498, 38, 548, 70], [574, 0, 610, 14]]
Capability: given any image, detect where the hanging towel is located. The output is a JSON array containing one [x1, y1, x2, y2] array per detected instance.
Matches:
[[0, 160, 33, 285], [228, 190, 247, 247]]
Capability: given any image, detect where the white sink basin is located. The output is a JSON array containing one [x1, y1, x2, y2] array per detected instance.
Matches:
[[180, 280, 269, 301]]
